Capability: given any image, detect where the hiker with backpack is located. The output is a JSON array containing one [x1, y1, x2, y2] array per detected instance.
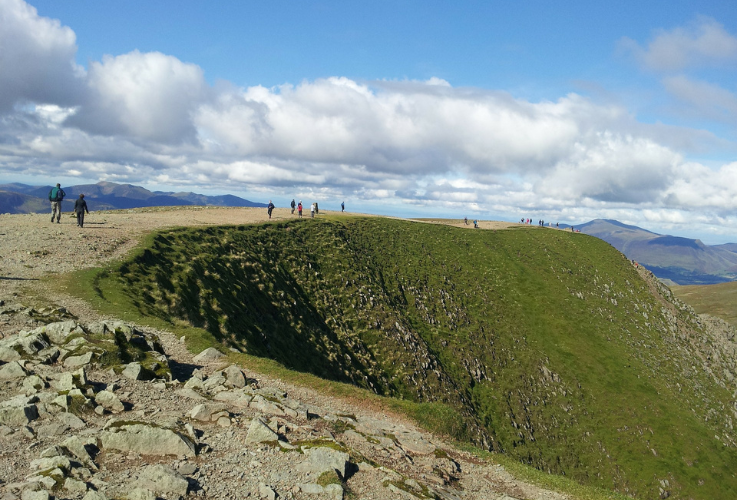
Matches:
[[48, 183, 66, 223], [74, 194, 90, 228], [267, 200, 275, 219], [291, 199, 296, 215]]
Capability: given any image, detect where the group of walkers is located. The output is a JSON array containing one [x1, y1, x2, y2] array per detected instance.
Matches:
[[268, 199, 346, 219], [520, 218, 561, 229], [48, 183, 89, 228]]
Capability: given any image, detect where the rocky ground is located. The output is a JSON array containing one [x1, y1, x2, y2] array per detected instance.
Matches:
[[0, 208, 564, 500]]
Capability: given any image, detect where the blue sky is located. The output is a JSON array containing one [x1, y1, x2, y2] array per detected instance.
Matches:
[[1, 0, 737, 242]]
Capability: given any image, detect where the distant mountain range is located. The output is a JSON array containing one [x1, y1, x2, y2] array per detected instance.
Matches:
[[578, 219, 737, 285], [0, 181, 266, 212]]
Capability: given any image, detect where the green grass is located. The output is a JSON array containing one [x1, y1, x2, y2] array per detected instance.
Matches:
[[60, 217, 737, 499], [671, 281, 737, 326]]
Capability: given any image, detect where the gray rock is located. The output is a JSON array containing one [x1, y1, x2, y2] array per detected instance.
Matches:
[[36, 346, 60, 364], [0, 404, 38, 425], [52, 394, 69, 411], [174, 388, 206, 400], [100, 423, 196, 458], [21, 491, 50, 500], [63, 477, 88, 493], [258, 483, 276, 500], [202, 373, 227, 391], [82, 491, 108, 500], [57, 411, 86, 429], [63, 351, 94, 369], [302, 446, 350, 478], [0, 360, 28, 379], [45, 321, 82, 344], [213, 390, 252, 406], [121, 362, 149, 381], [299, 483, 325, 494], [23, 374, 46, 393], [40, 445, 65, 458], [95, 390, 124, 413], [0, 346, 21, 362], [37, 422, 71, 436], [246, 418, 278, 444], [223, 365, 246, 388], [396, 431, 436, 455], [324, 484, 344, 500], [126, 488, 156, 500], [57, 372, 77, 391], [30, 456, 72, 472], [183, 377, 204, 391], [136, 464, 189, 497], [62, 436, 98, 470], [192, 347, 224, 363], [189, 403, 227, 422], [177, 462, 197, 475]]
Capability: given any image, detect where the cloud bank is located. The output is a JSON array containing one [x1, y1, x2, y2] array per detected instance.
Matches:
[[0, 0, 736, 241]]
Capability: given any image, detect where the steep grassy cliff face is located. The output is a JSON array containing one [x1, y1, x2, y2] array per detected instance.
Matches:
[[107, 218, 737, 498]]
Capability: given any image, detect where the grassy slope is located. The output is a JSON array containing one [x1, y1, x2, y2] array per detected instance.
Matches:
[[671, 280, 737, 327], [76, 217, 737, 499]]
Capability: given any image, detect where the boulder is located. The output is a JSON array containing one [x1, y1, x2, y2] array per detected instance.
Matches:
[[57, 411, 86, 429], [0, 404, 38, 425], [57, 372, 78, 391], [45, 321, 82, 344], [301, 447, 350, 478], [23, 375, 46, 392], [192, 347, 224, 363], [122, 362, 150, 381], [223, 365, 246, 388], [100, 423, 196, 458], [36, 346, 60, 364], [95, 390, 124, 413], [175, 388, 206, 401], [63, 351, 95, 369], [188, 403, 227, 422], [21, 491, 50, 500], [61, 435, 98, 470], [202, 373, 227, 392], [258, 483, 276, 500], [82, 491, 108, 500], [0, 346, 21, 362], [0, 360, 28, 379], [135, 464, 189, 497], [30, 456, 72, 472], [63, 477, 88, 494], [126, 488, 156, 500], [245, 418, 278, 444], [396, 431, 436, 455]]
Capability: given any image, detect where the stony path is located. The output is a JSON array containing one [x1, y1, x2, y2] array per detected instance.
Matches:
[[0, 208, 570, 500]]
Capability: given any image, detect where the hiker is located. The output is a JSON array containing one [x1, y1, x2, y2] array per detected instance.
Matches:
[[315, 202, 319, 215], [464, 217, 468, 225], [74, 194, 89, 228], [473, 219, 478, 228], [48, 183, 66, 223], [291, 199, 296, 214], [298, 201, 303, 218], [341, 201, 345, 212], [310, 203, 315, 218], [267, 200, 275, 219]]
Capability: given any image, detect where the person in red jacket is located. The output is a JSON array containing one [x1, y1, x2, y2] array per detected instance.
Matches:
[[298, 201, 303, 218]]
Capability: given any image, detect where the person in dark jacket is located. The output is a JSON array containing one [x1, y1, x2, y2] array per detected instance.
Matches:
[[48, 183, 66, 223], [267, 200, 275, 219], [74, 194, 89, 228]]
